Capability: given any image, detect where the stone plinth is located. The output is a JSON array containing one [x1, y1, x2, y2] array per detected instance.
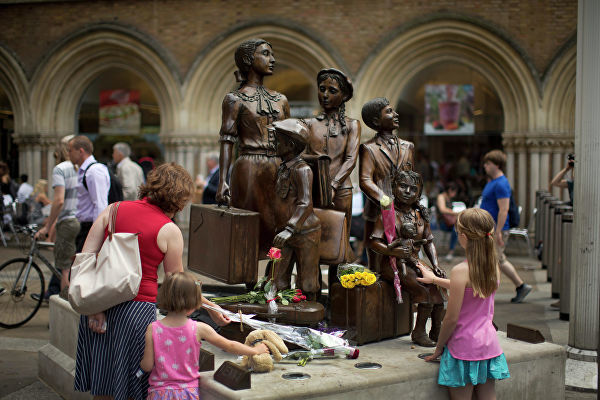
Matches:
[[39, 296, 565, 400], [199, 332, 564, 400], [38, 295, 91, 400]]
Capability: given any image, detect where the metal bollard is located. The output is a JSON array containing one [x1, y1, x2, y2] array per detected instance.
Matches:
[[541, 196, 558, 278], [535, 191, 551, 246], [551, 205, 571, 300], [545, 199, 563, 292], [560, 211, 573, 321]]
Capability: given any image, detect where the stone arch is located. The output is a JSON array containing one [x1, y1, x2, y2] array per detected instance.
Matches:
[[184, 22, 346, 136], [353, 18, 540, 135], [29, 24, 182, 137], [0, 44, 30, 133], [542, 41, 576, 134]]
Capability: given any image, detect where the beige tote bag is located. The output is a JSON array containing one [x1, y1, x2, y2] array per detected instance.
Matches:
[[68, 202, 142, 315]]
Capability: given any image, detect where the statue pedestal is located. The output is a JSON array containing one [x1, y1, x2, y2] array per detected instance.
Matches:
[[38, 295, 91, 400], [39, 295, 566, 399], [199, 331, 565, 399]]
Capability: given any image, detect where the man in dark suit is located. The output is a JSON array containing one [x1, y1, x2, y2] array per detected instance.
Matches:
[[202, 155, 219, 204]]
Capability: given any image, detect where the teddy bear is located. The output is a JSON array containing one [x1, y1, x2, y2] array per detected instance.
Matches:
[[239, 329, 289, 372]]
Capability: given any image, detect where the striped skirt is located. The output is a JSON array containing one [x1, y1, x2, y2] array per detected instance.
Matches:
[[74, 301, 156, 400]]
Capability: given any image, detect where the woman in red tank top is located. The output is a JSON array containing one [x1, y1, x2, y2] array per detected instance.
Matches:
[[74, 163, 230, 400]]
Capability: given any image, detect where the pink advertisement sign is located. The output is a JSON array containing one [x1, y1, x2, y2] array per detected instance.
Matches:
[[99, 90, 141, 135], [424, 84, 474, 135]]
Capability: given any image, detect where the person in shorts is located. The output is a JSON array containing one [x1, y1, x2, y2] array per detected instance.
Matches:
[[35, 135, 80, 299]]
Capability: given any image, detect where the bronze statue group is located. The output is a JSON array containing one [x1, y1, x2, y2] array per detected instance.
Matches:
[[212, 38, 510, 399]]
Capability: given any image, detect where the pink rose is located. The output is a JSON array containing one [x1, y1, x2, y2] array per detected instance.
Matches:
[[267, 247, 282, 260]]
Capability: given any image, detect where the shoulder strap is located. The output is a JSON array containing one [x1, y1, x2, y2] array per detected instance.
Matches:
[[108, 201, 121, 241], [82, 161, 99, 192]]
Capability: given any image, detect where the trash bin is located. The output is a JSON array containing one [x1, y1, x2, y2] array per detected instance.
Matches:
[[560, 211, 573, 321], [551, 205, 572, 299]]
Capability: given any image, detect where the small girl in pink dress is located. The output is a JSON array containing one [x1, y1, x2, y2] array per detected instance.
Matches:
[[140, 272, 269, 400]]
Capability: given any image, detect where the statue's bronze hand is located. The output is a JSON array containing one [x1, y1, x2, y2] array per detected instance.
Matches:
[[273, 229, 292, 248], [391, 245, 412, 259], [215, 182, 231, 206]]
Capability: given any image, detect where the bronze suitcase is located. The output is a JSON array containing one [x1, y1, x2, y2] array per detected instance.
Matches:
[[188, 204, 259, 285], [330, 280, 412, 345], [314, 208, 347, 265]]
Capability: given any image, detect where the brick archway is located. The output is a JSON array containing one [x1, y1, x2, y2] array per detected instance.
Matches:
[[29, 25, 181, 137], [0, 45, 29, 134], [353, 18, 540, 136], [542, 44, 576, 135]]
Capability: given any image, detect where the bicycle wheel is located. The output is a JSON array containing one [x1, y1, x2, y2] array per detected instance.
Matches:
[[0, 258, 45, 328]]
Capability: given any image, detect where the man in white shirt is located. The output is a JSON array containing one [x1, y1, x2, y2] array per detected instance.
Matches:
[[112, 142, 145, 201], [16, 174, 33, 202], [69, 135, 110, 252]]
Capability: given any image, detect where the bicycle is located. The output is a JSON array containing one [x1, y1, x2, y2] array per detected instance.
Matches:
[[0, 224, 62, 328]]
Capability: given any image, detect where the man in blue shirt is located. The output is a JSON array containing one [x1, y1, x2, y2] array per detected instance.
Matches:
[[481, 150, 531, 303]]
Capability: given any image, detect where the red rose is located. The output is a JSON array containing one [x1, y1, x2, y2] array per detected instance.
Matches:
[[267, 247, 282, 260], [292, 296, 301, 303], [300, 295, 306, 300]]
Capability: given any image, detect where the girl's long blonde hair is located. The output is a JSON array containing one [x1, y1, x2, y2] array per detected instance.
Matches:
[[456, 208, 499, 298]]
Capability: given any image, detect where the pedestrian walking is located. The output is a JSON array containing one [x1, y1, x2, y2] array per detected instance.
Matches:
[[68, 135, 110, 252], [34, 135, 80, 299], [480, 150, 531, 303]]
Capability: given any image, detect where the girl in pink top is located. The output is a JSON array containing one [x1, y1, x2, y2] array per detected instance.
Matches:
[[140, 272, 269, 400], [418, 208, 509, 399]]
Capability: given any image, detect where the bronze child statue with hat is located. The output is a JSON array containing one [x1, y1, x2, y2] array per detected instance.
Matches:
[[270, 118, 321, 301]]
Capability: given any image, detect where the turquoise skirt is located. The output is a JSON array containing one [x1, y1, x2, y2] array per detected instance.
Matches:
[[438, 347, 510, 387]]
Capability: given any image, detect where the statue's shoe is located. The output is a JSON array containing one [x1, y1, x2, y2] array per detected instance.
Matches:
[[412, 332, 436, 347]]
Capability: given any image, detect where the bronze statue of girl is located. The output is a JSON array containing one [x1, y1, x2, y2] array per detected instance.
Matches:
[[216, 38, 291, 256]]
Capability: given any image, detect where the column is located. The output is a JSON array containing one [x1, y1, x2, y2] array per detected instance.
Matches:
[[567, 0, 599, 393], [551, 146, 564, 199], [528, 144, 540, 219], [505, 143, 516, 190], [13, 133, 46, 189], [161, 135, 217, 232], [516, 140, 528, 219], [41, 137, 58, 198], [539, 141, 552, 190]]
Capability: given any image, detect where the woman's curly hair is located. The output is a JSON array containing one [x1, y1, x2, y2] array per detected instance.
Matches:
[[138, 162, 194, 214]]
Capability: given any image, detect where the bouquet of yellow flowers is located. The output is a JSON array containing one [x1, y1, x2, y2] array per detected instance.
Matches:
[[337, 263, 377, 289]]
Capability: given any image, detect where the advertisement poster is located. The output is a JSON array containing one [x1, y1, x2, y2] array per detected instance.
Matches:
[[99, 90, 141, 135], [424, 84, 474, 135]]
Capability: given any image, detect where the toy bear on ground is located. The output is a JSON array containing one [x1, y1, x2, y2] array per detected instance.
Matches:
[[239, 329, 289, 372]]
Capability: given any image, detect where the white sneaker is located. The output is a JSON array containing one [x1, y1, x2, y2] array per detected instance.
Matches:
[[444, 253, 454, 262]]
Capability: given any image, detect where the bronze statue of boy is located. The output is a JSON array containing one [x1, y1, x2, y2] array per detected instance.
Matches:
[[359, 97, 414, 270], [270, 119, 321, 301]]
